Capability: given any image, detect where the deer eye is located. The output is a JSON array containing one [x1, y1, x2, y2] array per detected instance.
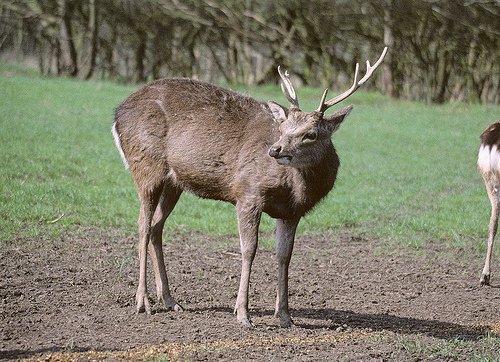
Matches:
[[302, 131, 317, 142]]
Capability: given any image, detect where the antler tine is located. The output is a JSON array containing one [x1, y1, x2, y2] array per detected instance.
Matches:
[[319, 47, 388, 113], [278, 65, 300, 108], [318, 63, 359, 112], [358, 47, 388, 86], [316, 88, 329, 113]]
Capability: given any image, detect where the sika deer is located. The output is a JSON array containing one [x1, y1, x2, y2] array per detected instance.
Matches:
[[477, 121, 500, 286], [112, 47, 387, 327]]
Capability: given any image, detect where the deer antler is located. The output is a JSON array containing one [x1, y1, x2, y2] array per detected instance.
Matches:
[[278, 65, 300, 109], [316, 47, 388, 113]]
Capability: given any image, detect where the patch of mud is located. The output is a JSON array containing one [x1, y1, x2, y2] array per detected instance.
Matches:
[[0, 228, 498, 361]]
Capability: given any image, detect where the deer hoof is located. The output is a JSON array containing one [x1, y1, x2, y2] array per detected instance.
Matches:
[[275, 310, 295, 328], [172, 303, 184, 312], [238, 317, 254, 329], [278, 316, 295, 328], [154, 301, 184, 313], [136, 295, 152, 315], [158, 296, 184, 312], [480, 274, 491, 286], [164, 302, 183, 312], [280, 319, 295, 328]]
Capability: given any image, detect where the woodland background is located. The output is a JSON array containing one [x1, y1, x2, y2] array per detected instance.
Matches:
[[1, 0, 499, 104]]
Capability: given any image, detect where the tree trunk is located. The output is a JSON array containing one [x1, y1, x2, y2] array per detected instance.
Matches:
[[432, 49, 450, 104], [133, 30, 147, 83], [83, 0, 98, 80], [38, 48, 46, 75], [466, 39, 481, 102], [58, 0, 78, 76], [382, 0, 395, 97], [227, 34, 238, 83], [104, 28, 117, 80]]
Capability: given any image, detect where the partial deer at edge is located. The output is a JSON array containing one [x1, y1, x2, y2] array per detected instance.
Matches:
[[477, 121, 500, 286], [112, 47, 388, 328]]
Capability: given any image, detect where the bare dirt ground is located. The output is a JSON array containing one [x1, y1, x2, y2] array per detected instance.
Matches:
[[1, 227, 499, 361]]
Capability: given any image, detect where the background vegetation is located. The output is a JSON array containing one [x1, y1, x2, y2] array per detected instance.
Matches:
[[1, 62, 498, 250], [1, 0, 499, 104]]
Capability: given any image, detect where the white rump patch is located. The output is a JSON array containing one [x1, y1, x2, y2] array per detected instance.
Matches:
[[112, 122, 129, 169], [478, 144, 500, 174]]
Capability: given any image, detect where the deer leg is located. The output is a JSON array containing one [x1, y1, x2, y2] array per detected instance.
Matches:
[[234, 202, 261, 328], [136, 186, 163, 315], [481, 179, 498, 286], [148, 181, 183, 311], [274, 218, 299, 328]]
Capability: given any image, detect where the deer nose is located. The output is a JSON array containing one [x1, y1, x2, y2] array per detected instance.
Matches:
[[269, 145, 282, 158]]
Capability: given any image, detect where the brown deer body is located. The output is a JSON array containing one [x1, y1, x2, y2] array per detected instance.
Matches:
[[112, 48, 387, 327], [477, 121, 500, 286]]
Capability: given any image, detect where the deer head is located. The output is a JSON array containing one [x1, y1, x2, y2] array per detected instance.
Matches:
[[268, 47, 388, 168]]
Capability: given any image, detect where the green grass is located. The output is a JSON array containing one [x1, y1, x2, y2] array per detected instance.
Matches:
[[392, 333, 500, 361], [312, 99, 499, 248], [1, 62, 499, 248]]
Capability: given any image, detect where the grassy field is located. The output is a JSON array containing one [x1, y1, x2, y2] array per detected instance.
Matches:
[[1, 62, 499, 249]]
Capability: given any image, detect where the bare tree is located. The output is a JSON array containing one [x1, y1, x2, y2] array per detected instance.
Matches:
[[1, 0, 498, 103]]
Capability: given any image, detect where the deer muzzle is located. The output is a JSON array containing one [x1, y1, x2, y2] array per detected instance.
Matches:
[[268, 145, 292, 165]]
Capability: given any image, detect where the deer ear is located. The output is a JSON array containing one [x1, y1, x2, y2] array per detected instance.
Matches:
[[323, 105, 353, 133], [267, 101, 288, 123]]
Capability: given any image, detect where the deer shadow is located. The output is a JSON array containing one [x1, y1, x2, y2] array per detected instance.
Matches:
[[184, 305, 494, 341], [249, 307, 494, 341]]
